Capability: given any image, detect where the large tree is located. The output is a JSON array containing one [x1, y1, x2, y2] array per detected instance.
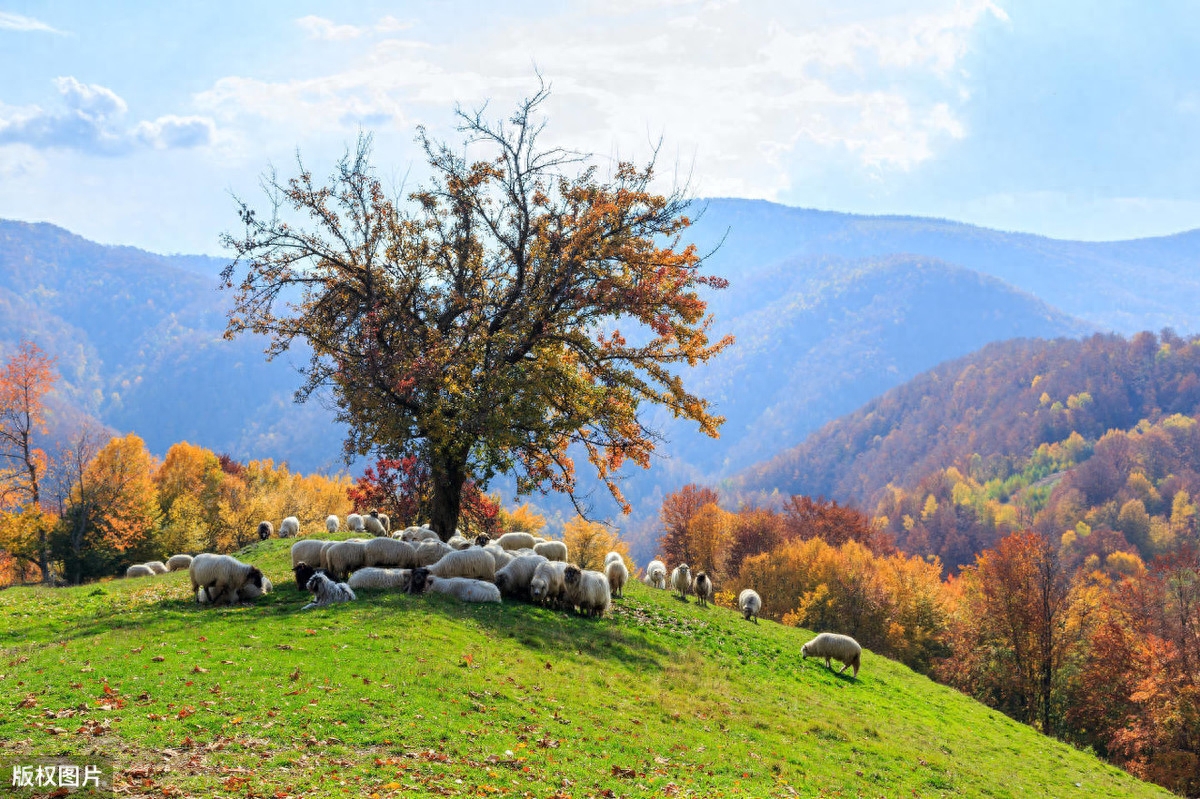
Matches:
[[222, 86, 732, 538]]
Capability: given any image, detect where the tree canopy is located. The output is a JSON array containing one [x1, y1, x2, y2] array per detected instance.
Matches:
[[221, 86, 732, 538]]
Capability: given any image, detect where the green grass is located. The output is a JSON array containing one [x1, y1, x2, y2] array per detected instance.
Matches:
[[0, 538, 1172, 798]]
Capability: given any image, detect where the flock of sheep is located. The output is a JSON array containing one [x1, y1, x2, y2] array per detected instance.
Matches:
[[125, 511, 864, 677]]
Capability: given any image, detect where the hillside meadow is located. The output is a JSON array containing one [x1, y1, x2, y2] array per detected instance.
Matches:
[[0, 538, 1170, 798]]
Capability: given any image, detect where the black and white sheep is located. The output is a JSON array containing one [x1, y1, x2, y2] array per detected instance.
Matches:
[[605, 558, 629, 598], [694, 571, 713, 608], [529, 560, 569, 607], [364, 537, 416, 569], [644, 560, 667, 589], [348, 567, 411, 592], [670, 564, 691, 601], [426, 547, 496, 581], [125, 564, 154, 579], [325, 515, 340, 534], [302, 572, 356, 610], [347, 513, 365, 532], [256, 520, 274, 541], [801, 632, 862, 677], [494, 554, 549, 600], [563, 565, 611, 617], [292, 561, 323, 591], [189, 553, 264, 606], [279, 516, 300, 538], [738, 588, 762, 624], [291, 539, 327, 569], [533, 540, 568, 562], [166, 554, 193, 572], [495, 532, 537, 551]]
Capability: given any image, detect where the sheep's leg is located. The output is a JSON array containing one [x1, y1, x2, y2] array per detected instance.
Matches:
[[825, 657, 832, 669], [838, 662, 850, 674]]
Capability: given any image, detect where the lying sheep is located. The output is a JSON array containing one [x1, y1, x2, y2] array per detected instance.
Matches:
[[694, 571, 713, 608], [291, 539, 327, 569], [495, 532, 537, 551], [533, 540, 568, 562], [447, 534, 472, 550], [494, 554, 549, 600], [325, 539, 369, 581], [237, 575, 272, 602], [644, 560, 667, 589], [348, 567, 411, 592], [738, 588, 762, 624], [563, 565, 611, 617], [530, 560, 568, 607], [416, 573, 501, 604], [166, 554, 194, 572], [402, 526, 440, 544], [484, 544, 514, 569], [426, 547, 496, 581], [145, 561, 169, 575], [257, 521, 274, 541], [292, 561, 323, 591], [325, 515, 340, 534], [414, 539, 452, 567], [279, 516, 300, 538], [364, 537, 416, 569], [364, 513, 387, 536], [189, 553, 264, 606], [474, 534, 491, 547], [126, 564, 154, 579], [302, 572, 356, 610], [605, 558, 629, 598], [801, 632, 862, 678], [347, 513, 365, 532], [671, 564, 692, 601]]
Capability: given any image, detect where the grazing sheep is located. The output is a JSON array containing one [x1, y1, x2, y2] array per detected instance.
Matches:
[[418, 574, 502, 604], [125, 564, 154, 579], [279, 516, 300, 538], [144, 561, 169, 575], [402, 526, 440, 544], [189, 553, 264, 606], [495, 532, 537, 551], [533, 540, 568, 562], [494, 554, 549, 600], [529, 560, 569, 607], [426, 547, 496, 581], [364, 537, 416, 569], [604, 551, 623, 568], [694, 571, 713, 608], [325, 515, 340, 534], [348, 567, 412, 592], [801, 632, 862, 678], [292, 561, 323, 591], [644, 560, 667, 589], [302, 572, 356, 610], [414, 539, 453, 567], [166, 554, 193, 572], [291, 539, 327, 569], [325, 539, 369, 581], [670, 564, 692, 601], [484, 544, 514, 569], [378, 512, 391, 534], [563, 565, 612, 617], [256, 521, 274, 541], [605, 558, 629, 598], [347, 513, 365, 532], [364, 513, 387, 536], [738, 589, 762, 624]]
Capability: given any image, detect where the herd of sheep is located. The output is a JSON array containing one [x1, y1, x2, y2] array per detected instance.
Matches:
[[124, 512, 863, 677]]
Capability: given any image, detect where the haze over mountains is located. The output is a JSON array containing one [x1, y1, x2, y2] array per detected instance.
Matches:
[[4, 199, 1200, 557]]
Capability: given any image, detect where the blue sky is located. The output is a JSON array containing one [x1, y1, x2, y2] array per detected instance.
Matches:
[[2, 1, 1200, 254]]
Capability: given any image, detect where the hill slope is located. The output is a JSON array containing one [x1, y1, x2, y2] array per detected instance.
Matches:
[[0, 538, 1169, 798]]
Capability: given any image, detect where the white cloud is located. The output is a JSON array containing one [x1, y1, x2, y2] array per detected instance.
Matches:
[[0, 11, 64, 34], [296, 14, 413, 41]]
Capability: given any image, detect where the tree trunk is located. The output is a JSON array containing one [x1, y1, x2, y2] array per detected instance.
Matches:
[[428, 449, 469, 542]]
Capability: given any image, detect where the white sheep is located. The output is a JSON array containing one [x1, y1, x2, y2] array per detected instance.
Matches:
[[347, 513, 365, 532], [364, 537, 416, 569], [319, 540, 337, 570], [484, 544, 514, 569], [446, 534, 472, 550], [144, 561, 169, 575], [302, 572, 356, 610], [189, 553, 265, 606], [348, 567, 411, 592], [256, 520, 274, 540], [670, 564, 692, 601], [426, 547, 496, 581], [421, 575, 501, 604], [166, 554, 194, 572], [694, 571, 713, 608], [291, 539, 328, 569], [644, 560, 667, 589], [414, 539, 452, 566], [494, 554, 549, 600], [533, 540, 568, 562], [605, 558, 629, 598], [325, 515, 340, 534], [279, 516, 300, 538], [325, 539, 369, 581], [363, 514, 387, 536], [604, 551, 623, 568], [402, 526, 440, 544], [738, 589, 762, 624], [495, 532, 537, 551], [125, 564, 154, 579], [529, 560, 568, 607], [378, 512, 391, 534], [801, 632, 862, 678], [236, 575, 272, 602], [563, 565, 611, 617]]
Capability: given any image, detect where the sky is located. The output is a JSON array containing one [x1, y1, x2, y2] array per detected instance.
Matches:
[[2, 0, 1200, 254]]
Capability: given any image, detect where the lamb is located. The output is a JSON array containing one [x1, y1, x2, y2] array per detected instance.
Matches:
[[166, 554, 193, 572], [292, 561, 323, 591], [563, 565, 611, 617], [189, 553, 264, 606], [529, 560, 569, 607], [125, 564, 154, 579], [484, 544, 514, 569], [279, 516, 300, 538], [495, 532, 537, 551], [325, 515, 340, 534], [347, 513, 365, 532], [644, 560, 667, 589], [412, 572, 501, 603], [670, 564, 692, 601], [256, 521, 274, 541], [414, 539, 453, 566], [402, 526, 440, 544], [364, 537, 416, 569], [533, 540, 568, 562], [302, 572, 356, 610], [801, 632, 862, 678], [144, 561, 169, 575], [605, 558, 629, 598], [738, 588, 762, 624], [426, 547, 496, 581], [348, 567, 412, 592], [324, 539, 369, 581], [493, 554, 549, 600], [291, 539, 327, 569], [363, 513, 387, 536], [694, 571, 713, 608]]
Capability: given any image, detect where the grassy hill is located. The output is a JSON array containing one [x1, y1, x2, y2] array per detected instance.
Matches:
[[0, 538, 1170, 798]]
